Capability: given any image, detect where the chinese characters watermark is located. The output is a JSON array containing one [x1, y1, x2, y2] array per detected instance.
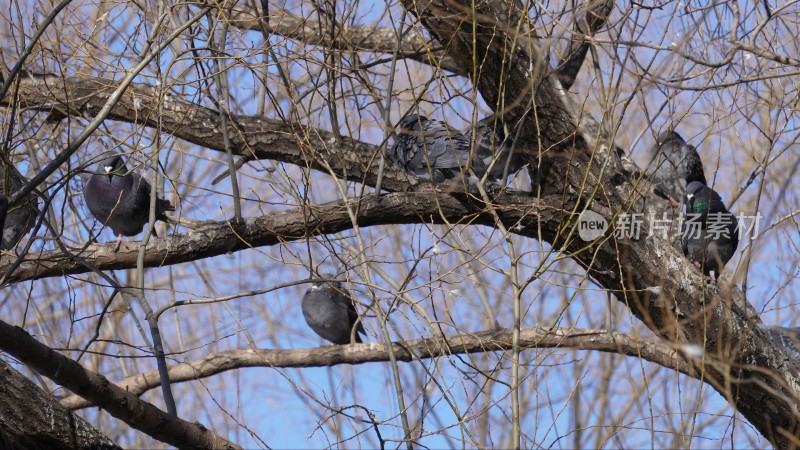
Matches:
[[577, 211, 762, 241]]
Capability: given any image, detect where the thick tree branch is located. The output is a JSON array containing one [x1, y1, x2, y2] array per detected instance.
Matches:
[[0, 320, 241, 449], [228, 5, 463, 74], [62, 326, 689, 410], [0, 358, 119, 448], [1, 74, 416, 193], [401, 0, 800, 445], [0, 191, 547, 283], [403, 0, 580, 149], [554, 0, 614, 90]]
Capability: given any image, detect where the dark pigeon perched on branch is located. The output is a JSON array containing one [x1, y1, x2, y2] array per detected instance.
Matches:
[[0, 165, 39, 251], [0, 195, 7, 245], [301, 277, 365, 345], [681, 181, 739, 277], [645, 131, 706, 207], [389, 114, 525, 183], [766, 326, 800, 361], [84, 154, 174, 250]]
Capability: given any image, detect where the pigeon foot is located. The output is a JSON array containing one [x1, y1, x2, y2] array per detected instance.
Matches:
[[113, 234, 123, 252]]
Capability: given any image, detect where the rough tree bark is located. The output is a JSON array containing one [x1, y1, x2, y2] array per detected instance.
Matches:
[[401, 0, 800, 446], [0, 320, 240, 449], [0, 359, 119, 449]]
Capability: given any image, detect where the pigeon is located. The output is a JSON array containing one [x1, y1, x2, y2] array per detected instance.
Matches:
[[388, 114, 525, 183], [0, 195, 7, 244], [301, 277, 365, 345], [766, 326, 800, 361], [0, 165, 39, 251], [681, 181, 739, 277], [645, 131, 707, 207], [84, 154, 174, 249]]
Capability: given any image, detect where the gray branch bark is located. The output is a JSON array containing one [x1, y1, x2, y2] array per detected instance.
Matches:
[[61, 326, 689, 410]]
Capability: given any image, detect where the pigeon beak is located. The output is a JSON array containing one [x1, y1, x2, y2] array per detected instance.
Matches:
[[104, 165, 114, 181]]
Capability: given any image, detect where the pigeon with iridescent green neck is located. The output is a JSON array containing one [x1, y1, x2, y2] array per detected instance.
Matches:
[[681, 181, 739, 277]]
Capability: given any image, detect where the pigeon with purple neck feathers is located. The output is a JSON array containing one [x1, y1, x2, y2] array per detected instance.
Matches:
[[681, 181, 739, 277], [645, 131, 706, 208], [84, 154, 174, 249], [389, 114, 524, 183], [301, 276, 365, 345]]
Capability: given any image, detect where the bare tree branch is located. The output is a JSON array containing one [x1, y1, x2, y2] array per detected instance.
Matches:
[[61, 326, 689, 410], [554, 0, 615, 90], [3, 62, 798, 446], [0, 191, 546, 282], [0, 0, 798, 445], [0, 319, 241, 449], [1, 74, 416, 193], [227, 5, 463, 74]]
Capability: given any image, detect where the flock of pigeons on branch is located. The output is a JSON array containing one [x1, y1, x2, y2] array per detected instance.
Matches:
[[389, 116, 741, 279], [0, 115, 791, 353]]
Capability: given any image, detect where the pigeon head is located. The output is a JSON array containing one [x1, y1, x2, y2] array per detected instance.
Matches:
[[685, 181, 710, 213], [685, 181, 727, 214], [397, 114, 422, 130], [686, 181, 705, 199], [393, 115, 426, 142], [657, 131, 685, 147], [309, 274, 342, 292], [96, 154, 127, 182]]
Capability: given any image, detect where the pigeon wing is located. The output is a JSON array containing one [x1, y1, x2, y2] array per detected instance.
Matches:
[[0, 167, 38, 250]]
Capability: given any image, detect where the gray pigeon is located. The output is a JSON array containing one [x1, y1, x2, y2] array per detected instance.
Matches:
[[301, 277, 365, 345], [681, 181, 739, 277], [0, 165, 39, 251], [389, 114, 525, 182], [766, 326, 800, 361], [0, 194, 7, 244], [84, 154, 174, 248], [645, 131, 707, 207]]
